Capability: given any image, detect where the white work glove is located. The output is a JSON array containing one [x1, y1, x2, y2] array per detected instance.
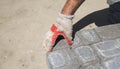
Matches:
[[43, 13, 74, 52]]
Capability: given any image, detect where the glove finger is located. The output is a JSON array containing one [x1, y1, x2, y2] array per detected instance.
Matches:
[[43, 38, 52, 52], [43, 31, 53, 52]]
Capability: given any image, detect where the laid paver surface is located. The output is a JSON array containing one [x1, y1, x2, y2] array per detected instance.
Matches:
[[47, 24, 120, 69]]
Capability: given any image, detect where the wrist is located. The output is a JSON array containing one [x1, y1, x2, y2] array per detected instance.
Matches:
[[58, 12, 75, 20]]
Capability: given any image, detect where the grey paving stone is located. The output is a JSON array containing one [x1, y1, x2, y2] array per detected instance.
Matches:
[[47, 52, 65, 68], [116, 38, 120, 48], [72, 34, 80, 47], [47, 48, 80, 69], [94, 24, 120, 40], [80, 63, 104, 69], [104, 56, 120, 69], [73, 29, 100, 47], [93, 39, 120, 60], [74, 46, 98, 64], [117, 23, 120, 29], [53, 40, 70, 51]]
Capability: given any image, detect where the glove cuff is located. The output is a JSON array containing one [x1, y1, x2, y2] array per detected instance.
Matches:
[[58, 12, 75, 20]]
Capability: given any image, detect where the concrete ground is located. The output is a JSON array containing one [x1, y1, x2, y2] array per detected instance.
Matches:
[[0, 0, 108, 69]]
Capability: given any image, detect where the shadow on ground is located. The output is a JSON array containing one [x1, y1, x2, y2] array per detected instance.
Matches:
[[72, 8, 119, 38]]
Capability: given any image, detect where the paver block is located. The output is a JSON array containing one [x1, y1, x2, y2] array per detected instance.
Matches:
[[53, 40, 70, 51], [93, 39, 120, 60], [116, 38, 120, 48], [104, 56, 120, 69], [73, 29, 100, 47], [94, 24, 120, 40], [47, 52, 65, 68], [74, 46, 98, 64], [72, 35, 80, 47], [117, 24, 120, 29], [80, 63, 104, 69], [47, 48, 80, 69]]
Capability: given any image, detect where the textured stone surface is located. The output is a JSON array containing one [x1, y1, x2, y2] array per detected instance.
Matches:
[[47, 48, 80, 69], [93, 39, 120, 60], [94, 24, 120, 40], [104, 56, 120, 69], [53, 40, 70, 51], [73, 29, 100, 46], [47, 24, 120, 69], [80, 63, 104, 69], [74, 46, 97, 64]]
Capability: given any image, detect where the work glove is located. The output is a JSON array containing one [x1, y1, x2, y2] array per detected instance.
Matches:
[[43, 13, 74, 53]]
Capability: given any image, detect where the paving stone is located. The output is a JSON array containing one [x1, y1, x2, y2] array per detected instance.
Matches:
[[104, 56, 120, 69], [93, 39, 120, 60], [74, 46, 97, 64], [47, 52, 65, 69], [80, 63, 104, 69], [73, 29, 100, 47], [117, 23, 120, 29], [94, 24, 120, 40], [72, 34, 80, 47], [53, 40, 70, 51], [116, 38, 120, 48], [47, 48, 80, 69]]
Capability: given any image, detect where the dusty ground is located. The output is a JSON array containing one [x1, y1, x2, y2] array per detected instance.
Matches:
[[0, 0, 108, 69]]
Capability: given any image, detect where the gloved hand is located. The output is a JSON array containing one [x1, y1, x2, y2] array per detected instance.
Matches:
[[43, 13, 74, 52]]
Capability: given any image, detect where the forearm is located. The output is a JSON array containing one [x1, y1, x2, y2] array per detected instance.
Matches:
[[61, 0, 85, 15]]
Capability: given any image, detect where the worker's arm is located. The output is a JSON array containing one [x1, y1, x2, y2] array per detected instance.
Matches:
[[43, 0, 85, 52], [62, 0, 85, 15]]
